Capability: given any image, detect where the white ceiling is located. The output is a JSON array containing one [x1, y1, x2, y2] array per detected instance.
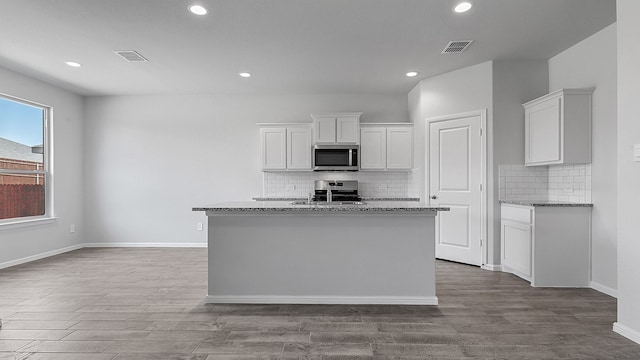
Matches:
[[0, 0, 616, 96]]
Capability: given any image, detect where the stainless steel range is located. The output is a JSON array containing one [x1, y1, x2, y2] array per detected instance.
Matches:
[[313, 180, 361, 202]]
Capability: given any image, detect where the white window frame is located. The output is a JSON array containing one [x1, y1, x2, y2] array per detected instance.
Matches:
[[0, 93, 54, 228]]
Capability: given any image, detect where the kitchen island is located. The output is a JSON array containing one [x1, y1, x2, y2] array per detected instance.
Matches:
[[193, 201, 448, 305]]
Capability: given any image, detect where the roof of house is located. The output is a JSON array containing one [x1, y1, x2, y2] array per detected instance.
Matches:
[[0, 137, 43, 163]]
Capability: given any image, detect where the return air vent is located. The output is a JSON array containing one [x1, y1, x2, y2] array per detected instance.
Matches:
[[441, 40, 473, 54], [114, 50, 148, 62]]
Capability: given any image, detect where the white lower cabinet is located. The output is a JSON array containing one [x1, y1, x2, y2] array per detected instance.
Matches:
[[501, 203, 591, 287]]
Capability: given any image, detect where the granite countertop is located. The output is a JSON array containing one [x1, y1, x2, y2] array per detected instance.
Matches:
[[252, 197, 420, 202], [194, 201, 448, 213], [499, 200, 593, 207]]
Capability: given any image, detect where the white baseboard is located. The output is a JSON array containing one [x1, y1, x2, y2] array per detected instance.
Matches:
[[613, 322, 640, 345], [590, 281, 617, 298], [0, 244, 84, 270], [482, 264, 502, 271], [205, 295, 438, 305], [83, 242, 207, 248]]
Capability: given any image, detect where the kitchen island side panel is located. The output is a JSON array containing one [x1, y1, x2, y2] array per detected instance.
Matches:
[[206, 214, 436, 304]]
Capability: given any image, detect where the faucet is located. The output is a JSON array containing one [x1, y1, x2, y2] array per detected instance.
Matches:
[[327, 186, 332, 203]]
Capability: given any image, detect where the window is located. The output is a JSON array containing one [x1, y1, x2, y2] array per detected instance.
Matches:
[[0, 94, 50, 222]]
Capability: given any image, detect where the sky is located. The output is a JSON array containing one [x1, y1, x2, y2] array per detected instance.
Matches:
[[0, 97, 44, 146]]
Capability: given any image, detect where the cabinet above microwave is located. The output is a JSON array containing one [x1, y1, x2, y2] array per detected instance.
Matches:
[[311, 113, 361, 144]]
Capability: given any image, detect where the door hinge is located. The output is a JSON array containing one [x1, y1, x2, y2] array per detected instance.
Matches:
[[480, 239, 483, 247], [479, 183, 483, 191], [480, 128, 483, 136]]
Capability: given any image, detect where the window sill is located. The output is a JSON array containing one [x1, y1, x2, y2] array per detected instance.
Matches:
[[0, 217, 58, 231]]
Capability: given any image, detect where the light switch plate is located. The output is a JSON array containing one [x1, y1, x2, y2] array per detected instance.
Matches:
[[634, 144, 640, 162]]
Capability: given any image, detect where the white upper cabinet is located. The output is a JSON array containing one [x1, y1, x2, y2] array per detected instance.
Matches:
[[286, 126, 312, 170], [314, 117, 337, 143], [336, 116, 360, 143], [386, 126, 414, 169], [360, 126, 387, 170], [260, 127, 286, 170], [360, 123, 413, 171], [259, 124, 312, 171], [311, 113, 361, 144], [524, 88, 593, 166]]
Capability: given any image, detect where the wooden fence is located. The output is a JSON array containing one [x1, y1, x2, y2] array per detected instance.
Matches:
[[0, 184, 45, 219]]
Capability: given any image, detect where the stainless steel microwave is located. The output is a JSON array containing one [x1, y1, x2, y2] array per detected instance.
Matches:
[[313, 144, 359, 171]]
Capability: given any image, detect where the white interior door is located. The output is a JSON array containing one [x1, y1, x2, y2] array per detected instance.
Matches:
[[429, 113, 483, 266]]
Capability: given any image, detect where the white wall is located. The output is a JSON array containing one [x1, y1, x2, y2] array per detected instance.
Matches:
[[0, 66, 84, 266], [615, 0, 640, 344], [549, 23, 618, 294], [83, 94, 408, 245]]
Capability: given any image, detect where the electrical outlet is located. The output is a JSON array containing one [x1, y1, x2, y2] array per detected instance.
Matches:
[[69, 224, 76, 233], [286, 184, 296, 191], [563, 185, 574, 193], [197, 222, 203, 231], [378, 184, 388, 190]]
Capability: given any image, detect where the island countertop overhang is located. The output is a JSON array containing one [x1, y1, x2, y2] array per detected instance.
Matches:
[[193, 201, 449, 215]]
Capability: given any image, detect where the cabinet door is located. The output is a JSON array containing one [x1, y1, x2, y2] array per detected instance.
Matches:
[[287, 127, 312, 170], [501, 219, 532, 279], [314, 118, 336, 143], [260, 127, 286, 170], [526, 96, 562, 165], [360, 127, 387, 170], [336, 116, 359, 143], [386, 127, 413, 170]]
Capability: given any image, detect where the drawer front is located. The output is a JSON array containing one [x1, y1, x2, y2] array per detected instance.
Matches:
[[501, 205, 532, 224]]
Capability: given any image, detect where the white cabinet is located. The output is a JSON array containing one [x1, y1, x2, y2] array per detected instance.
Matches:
[[287, 126, 313, 170], [360, 127, 387, 169], [387, 126, 414, 169], [360, 124, 413, 170], [259, 124, 312, 171], [311, 113, 361, 144], [501, 206, 533, 280], [523, 88, 593, 166], [500, 203, 591, 287], [260, 127, 286, 170]]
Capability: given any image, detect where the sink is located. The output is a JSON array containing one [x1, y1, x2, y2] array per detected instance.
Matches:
[[290, 200, 367, 206]]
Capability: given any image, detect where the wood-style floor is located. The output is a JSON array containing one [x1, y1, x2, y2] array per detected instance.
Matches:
[[0, 248, 638, 359]]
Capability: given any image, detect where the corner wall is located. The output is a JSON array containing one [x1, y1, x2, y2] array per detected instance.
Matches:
[[615, 0, 640, 344], [549, 23, 618, 295], [410, 60, 548, 267], [409, 61, 495, 264], [0, 66, 84, 266]]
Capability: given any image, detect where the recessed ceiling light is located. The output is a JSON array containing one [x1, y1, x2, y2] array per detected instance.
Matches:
[[406, 71, 419, 77], [189, 4, 208, 15], [239, 72, 252, 78], [454, 2, 472, 13], [65, 61, 81, 68]]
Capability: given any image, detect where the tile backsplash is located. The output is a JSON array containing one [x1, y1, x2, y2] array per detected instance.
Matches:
[[499, 164, 591, 203], [263, 172, 418, 198]]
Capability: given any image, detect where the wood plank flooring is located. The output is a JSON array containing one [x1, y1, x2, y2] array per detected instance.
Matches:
[[0, 248, 638, 359]]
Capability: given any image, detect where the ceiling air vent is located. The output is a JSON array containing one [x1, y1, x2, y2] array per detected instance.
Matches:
[[441, 40, 473, 54], [114, 50, 148, 62]]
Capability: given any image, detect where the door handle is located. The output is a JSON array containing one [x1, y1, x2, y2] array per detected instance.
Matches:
[[431, 195, 437, 200]]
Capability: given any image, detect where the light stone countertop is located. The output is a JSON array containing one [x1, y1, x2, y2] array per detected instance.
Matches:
[[499, 200, 593, 207], [252, 197, 420, 202], [193, 201, 448, 214]]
